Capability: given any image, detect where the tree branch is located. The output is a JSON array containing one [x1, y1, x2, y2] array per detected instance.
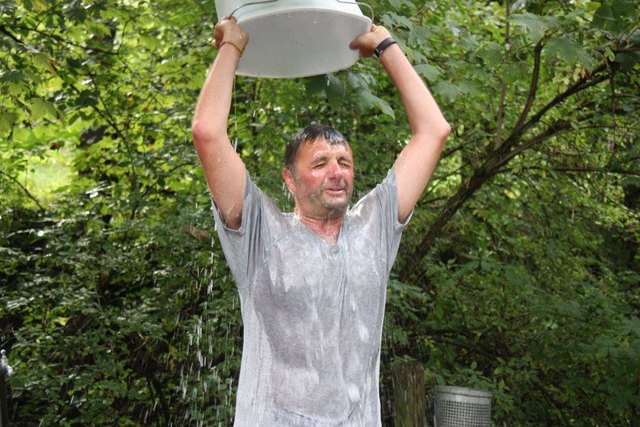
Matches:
[[4, 24, 117, 55], [509, 165, 640, 177], [512, 41, 543, 133], [0, 170, 46, 213], [399, 65, 613, 282], [0, 25, 25, 47], [517, 63, 610, 138], [492, 118, 576, 171], [493, 0, 511, 150]]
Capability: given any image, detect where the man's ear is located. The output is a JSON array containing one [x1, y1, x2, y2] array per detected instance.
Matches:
[[282, 167, 296, 194]]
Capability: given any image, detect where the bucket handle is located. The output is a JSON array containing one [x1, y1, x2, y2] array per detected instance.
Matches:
[[228, 0, 375, 23], [228, 0, 278, 18], [336, 0, 374, 22]]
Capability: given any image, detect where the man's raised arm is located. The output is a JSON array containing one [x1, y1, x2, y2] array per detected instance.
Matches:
[[351, 25, 451, 223], [192, 17, 248, 230]]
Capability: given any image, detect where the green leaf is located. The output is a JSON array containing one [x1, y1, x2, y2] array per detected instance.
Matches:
[[543, 36, 598, 70], [304, 75, 326, 96], [31, 52, 56, 74], [0, 110, 17, 132], [476, 42, 504, 67], [355, 88, 395, 118], [510, 13, 559, 43], [414, 63, 442, 81], [433, 80, 464, 103], [381, 12, 414, 31], [615, 52, 640, 71], [591, 0, 637, 34], [2, 70, 30, 96], [326, 75, 346, 108], [346, 71, 375, 90], [53, 317, 70, 326], [387, 0, 416, 11], [388, 0, 403, 10], [29, 98, 57, 121], [543, 37, 579, 64], [137, 34, 161, 50]]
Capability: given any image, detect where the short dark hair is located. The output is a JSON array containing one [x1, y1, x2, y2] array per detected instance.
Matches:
[[284, 124, 349, 171]]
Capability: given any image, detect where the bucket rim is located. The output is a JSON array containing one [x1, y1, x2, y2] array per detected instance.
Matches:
[[231, 7, 371, 26], [435, 385, 493, 399]]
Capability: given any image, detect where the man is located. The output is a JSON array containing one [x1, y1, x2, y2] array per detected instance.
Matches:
[[192, 16, 450, 426]]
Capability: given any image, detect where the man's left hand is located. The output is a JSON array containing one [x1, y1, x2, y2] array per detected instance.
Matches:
[[350, 24, 392, 58]]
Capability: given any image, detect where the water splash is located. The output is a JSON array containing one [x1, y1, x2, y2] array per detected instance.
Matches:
[[170, 235, 241, 425]]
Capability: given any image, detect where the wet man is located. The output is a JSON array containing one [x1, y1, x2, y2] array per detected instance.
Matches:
[[192, 16, 450, 426]]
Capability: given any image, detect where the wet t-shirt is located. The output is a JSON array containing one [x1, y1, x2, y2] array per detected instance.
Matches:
[[212, 170, 408, 426]]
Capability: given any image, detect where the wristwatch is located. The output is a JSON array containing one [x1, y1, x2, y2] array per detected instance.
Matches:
[[374, 37, 397, 58]]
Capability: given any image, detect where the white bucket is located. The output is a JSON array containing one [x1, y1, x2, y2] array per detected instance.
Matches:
[[215, 0, 372, 78]]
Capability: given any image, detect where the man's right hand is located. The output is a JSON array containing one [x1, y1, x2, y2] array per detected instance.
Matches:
[[213, 16, 249, 56]]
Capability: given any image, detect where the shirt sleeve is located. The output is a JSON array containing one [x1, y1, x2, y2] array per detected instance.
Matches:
[[211, 173, 281, 290], [350, 168, 411, 273]]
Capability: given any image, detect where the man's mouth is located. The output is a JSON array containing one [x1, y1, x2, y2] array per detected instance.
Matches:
[[325, 187, 346, 194]]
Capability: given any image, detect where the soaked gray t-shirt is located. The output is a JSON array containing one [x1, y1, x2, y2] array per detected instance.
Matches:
[[212, 169, 408, 426]]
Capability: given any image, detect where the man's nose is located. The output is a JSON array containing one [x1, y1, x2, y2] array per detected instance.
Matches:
[[327, 160, 343, 179]]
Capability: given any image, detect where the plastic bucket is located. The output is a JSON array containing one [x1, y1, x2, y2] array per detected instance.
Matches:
[[215, 0, 371, 78]]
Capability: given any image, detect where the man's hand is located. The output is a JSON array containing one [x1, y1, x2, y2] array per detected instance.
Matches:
[[213, 16, 249, 56], [349, 24, 392, 58]]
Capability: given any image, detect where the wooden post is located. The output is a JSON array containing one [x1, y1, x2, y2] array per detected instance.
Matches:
[[392, 361, 427, 427]]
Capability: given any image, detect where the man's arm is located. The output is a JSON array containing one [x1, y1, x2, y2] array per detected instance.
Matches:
[[351, 26, 451, 223], [192, 17, 248, 230]]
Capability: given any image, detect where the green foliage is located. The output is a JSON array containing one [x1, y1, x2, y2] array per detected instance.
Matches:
[[1, 0, 639, 425]]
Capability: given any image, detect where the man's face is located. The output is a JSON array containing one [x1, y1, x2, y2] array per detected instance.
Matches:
[[283, 137, 354, 219]]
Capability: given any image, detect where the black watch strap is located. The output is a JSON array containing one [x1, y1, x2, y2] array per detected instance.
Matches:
[[374, 37, 397, 58]]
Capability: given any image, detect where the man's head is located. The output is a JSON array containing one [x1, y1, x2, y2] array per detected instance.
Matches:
[[282, 124, 355, 219], [284, 124, 350, 172]]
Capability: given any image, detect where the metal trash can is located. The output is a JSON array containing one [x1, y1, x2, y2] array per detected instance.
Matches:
[[434, 385, 492, 427]]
